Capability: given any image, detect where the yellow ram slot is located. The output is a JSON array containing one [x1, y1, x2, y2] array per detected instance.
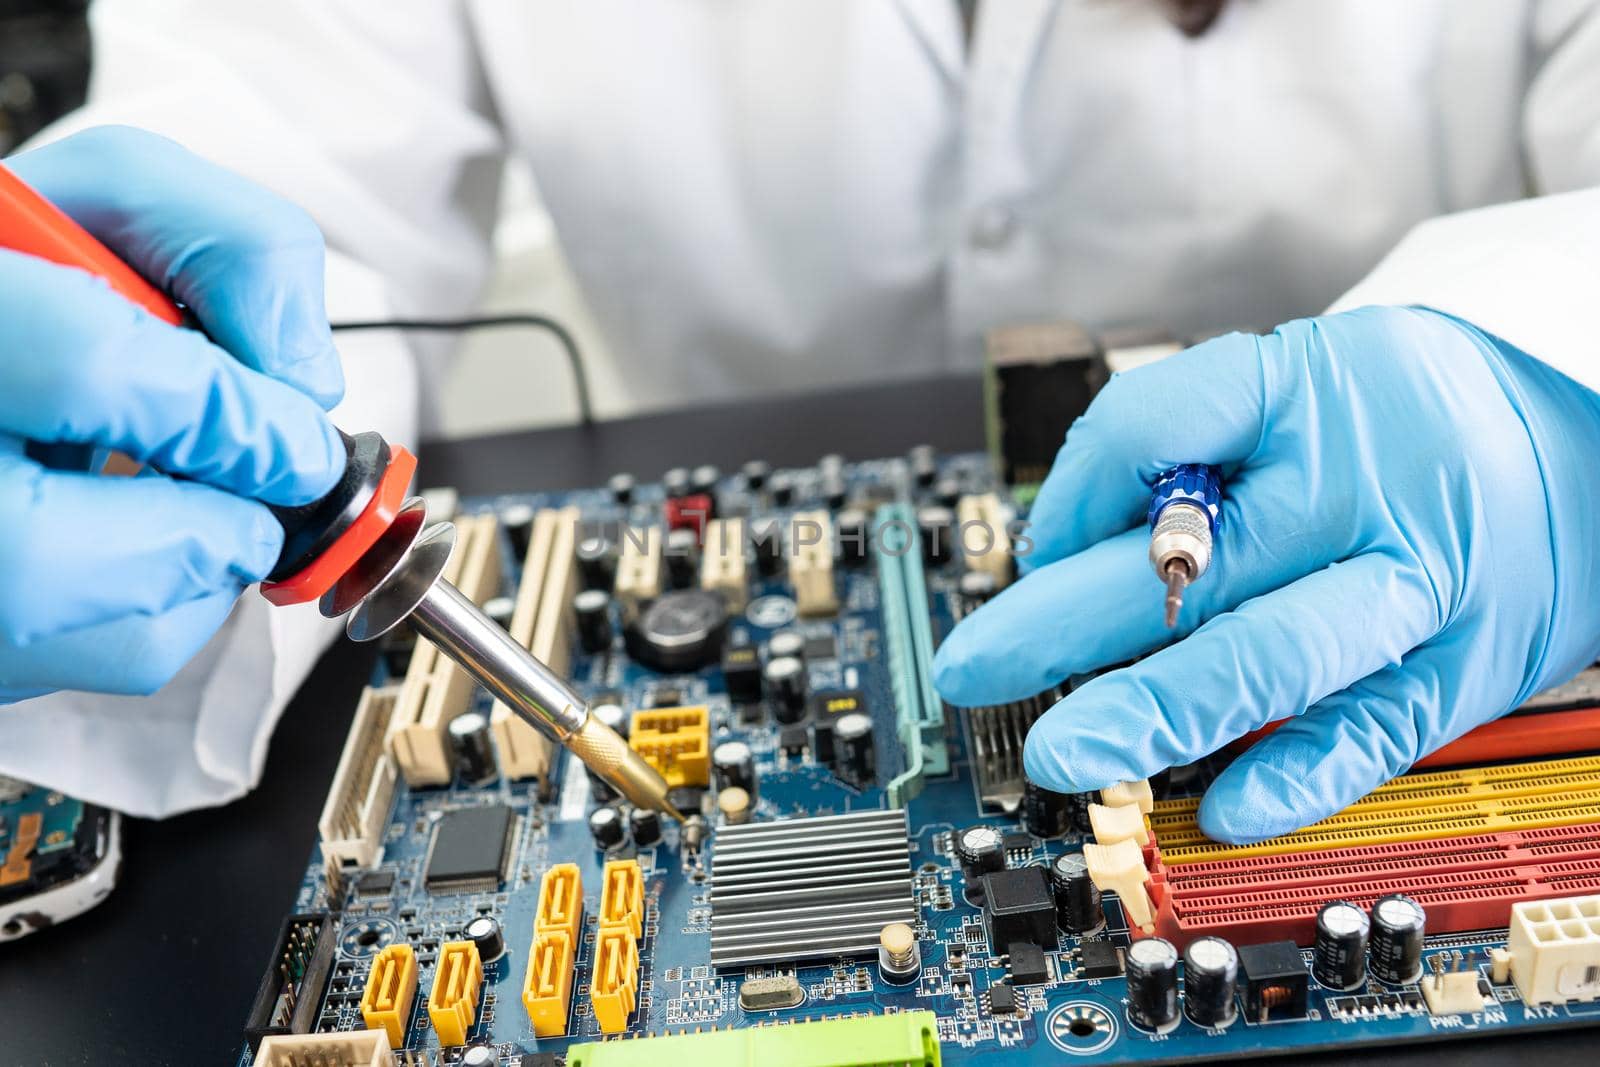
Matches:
[[427, 941, 483, 1047], [590, 926, 640, 1034], [360, 943, 417, 1047], [536, 862, 584, 941], [600, 858, 645, 940], [523, 929, 576, 1037], [628, 706, 710, 788]]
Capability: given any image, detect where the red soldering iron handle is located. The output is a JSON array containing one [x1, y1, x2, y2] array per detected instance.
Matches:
[[0, 162, 184, 326]]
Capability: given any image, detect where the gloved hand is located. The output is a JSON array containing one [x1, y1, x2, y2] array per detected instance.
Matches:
[[0, 126, 345, 701], [934, 306, 1600, 843]]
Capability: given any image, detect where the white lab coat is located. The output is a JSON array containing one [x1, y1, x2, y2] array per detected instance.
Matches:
[[4, 0, 1599, 816]]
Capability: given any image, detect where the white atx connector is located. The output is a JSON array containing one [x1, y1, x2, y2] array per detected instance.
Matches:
[[1507, 894, 1600, 1005]]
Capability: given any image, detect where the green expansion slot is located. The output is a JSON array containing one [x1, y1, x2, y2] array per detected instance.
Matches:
[[568, 1010, 941, 1067], [876, 504, 947, 805]]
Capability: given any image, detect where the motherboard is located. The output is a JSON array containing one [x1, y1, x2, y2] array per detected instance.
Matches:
[[237, 447, 1600, 1067]]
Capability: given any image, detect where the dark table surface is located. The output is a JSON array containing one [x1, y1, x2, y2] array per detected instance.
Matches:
[[0, 374, 1591, 1066]]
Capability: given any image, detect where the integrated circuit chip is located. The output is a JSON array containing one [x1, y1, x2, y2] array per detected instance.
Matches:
[[424, 804, 514, 893]]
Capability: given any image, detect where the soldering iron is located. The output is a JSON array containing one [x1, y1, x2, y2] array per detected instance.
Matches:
[[0, 163, 683, 822]]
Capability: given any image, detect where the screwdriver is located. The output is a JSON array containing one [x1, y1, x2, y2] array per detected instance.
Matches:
[[0, 163, 683, 822], [1147, 464, 1222, 628]]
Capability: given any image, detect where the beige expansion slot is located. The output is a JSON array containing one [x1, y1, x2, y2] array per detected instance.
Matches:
[[700, 517, 748, 610], [386, 513, 502, 786], [614, 525, 663, 610], [492, 506, 582, 781], [790, 510, 838, 616], [318, 685, 402, 870], [956, 492, 1012, 589]]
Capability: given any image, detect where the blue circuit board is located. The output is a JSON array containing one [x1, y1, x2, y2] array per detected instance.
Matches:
[[243, 453, 1600, 1066]]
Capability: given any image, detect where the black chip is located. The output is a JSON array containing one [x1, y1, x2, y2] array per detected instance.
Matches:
[[355, 869, 395, 896], [951, 972, 972, 991], [722, 645, 763, 704], [804, 633, 838, 660], [982, 866, 1058, 951], [779, 723, 809, 757], [1001, 831, 1033, 853], [988, 982, 1017, 1014], [810, 688, 864, 719], [668, 787, 705, 813], [424, 805, 514, 893], [522, 1054, 560, 1067], [649, 687, 684, 708], [1079, 940, 1123, 978], [1008, 941, 1050, 985]]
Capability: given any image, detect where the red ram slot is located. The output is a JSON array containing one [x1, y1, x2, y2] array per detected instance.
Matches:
[[1143, 821, 1600, 949], [1231, 706, 1600, 768]]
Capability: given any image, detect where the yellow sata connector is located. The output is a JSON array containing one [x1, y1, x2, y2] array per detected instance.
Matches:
[[427, 940, 483, 1047], [590, 926, 640, 1033], [523, 929, 576, 1037], [600, 858, 644, 940], [359, 943, 417, 1047], [536, 862, 584, 941]]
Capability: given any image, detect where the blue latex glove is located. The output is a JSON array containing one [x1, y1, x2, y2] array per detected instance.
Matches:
[[0, 126, 346, 700], [934, 306, 1600, 843]]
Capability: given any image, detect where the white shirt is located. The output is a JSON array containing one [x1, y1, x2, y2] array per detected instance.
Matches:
[[6, 0, 1599, 815]]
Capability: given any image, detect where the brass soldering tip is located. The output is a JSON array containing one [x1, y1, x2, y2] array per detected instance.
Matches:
[[565, 714, 686, 821]]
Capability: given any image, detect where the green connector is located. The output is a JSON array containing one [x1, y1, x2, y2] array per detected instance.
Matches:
[[875, 504, 948, 806], [567, 1010, 941, 1067]]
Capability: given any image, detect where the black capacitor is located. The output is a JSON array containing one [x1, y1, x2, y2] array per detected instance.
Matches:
[[954, 825, 1007, 885], [690, 464, 721, 496], [447, 711, 498, 785], [464, 915, 506, 963], [662, 467, 691, 499], [933, 476, 962, 509], [1312, 901, 1371, 991], [908, 444, 938, 487], [741, 459, 771, 490], [768, 629, 806, 662], [1182, 936, 1239, 1028], [770, 472, 795, 505], [574, 589, 614, 653], [1050, 853, 1104, 935], [1064, 792, 1096, 834], [835, 507, 869, 565], [501, 503, 536, 559], [916, 506, 955, 566], [575, 533, 617, 591], [832, 711, 876, 789], [628, 807, 662, 848], [608, 472, 635, 504], [820, 473, 847, 510], [764, 655, 808, 724], [958, 570, 998, 609], [665, 527, 700, 589], [712, 740, 758, 796], [1126, 937, 1181, 1032], [588, 806, 626, 850], [1369, 894, 1426, 985], [750, 517, 784, 576], [1022, 780, 1072, 839]]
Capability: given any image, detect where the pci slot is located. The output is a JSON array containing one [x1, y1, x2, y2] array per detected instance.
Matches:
[[875, 503, 947, 805], [492, 506, 581, 781], [318, 685, 402, 871], [386, 513, 502, 786], [1149, 821, 1600, 948], [566, 1009, 941, 1067]]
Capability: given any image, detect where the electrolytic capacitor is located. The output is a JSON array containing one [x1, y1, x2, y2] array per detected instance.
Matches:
[[575, 533, 617, 590], [741, 459, 771, 490], [717, 786, 753, 825], [835, 507, 869, 565], [916, 506, 955, 566], [1050, 853, 1104, 935], [821, 472, 847, 510], [588, 805, 626, 850], [770, 473, 795, 505], [574, 588, 614, 653], [877, 922, 922, 986], [502, 503, 536, 559], [712, 740, 758, 796], [461, 1047, 500, 1067], [954, 825, 1006, 889], [591, 700, 628, 738], [691, 464, 721, 496], [447, 711, 498, 785], [933, 476, 961, 509], [666, 527, 700, 589], [1182, 936, 1239, 1028], [1369, 894, 1426, 985], [832, 711, 876, 789], [768, 629, 806, 662], [1125, 937, 1181, 1032], [908, 444, 938, 487], [1022, 780, 1072, 839], [764, 655, 808, 724], [1313, 901, 1371, 991], [608, 471, 636, 505], [750, 517, 784, 576], [627, 807, 662, 848], [663, 467, 691, 500], [464, 915, 506, 963]]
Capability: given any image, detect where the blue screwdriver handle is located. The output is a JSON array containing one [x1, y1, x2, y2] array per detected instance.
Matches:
[[1148, 464, 1222, 531]]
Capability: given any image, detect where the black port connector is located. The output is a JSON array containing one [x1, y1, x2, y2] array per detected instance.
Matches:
[[244, 912, 339, 1051]]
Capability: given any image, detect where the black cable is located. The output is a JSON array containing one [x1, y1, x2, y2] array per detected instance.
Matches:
[[330, 313, 594, 425]]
